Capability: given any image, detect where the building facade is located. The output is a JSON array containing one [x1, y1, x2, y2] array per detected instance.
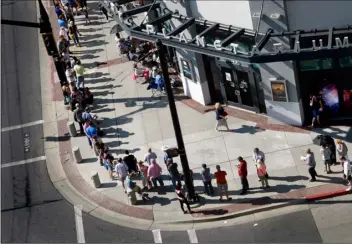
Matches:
[[158, 0, 352, 126], [110, 0, 352, 126]]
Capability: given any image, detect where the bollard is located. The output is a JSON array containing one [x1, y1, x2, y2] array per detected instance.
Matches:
[[72, 146, 82, 164], [127, 189, 137, 205], [91, 171, 101, 188], [67, 121, 77, 137]]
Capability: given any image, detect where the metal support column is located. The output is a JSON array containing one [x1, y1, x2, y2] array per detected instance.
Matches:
[[156, 40, 196, 202]]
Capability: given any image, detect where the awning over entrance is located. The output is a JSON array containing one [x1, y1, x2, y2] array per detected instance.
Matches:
[[102, 0, 352, 64]]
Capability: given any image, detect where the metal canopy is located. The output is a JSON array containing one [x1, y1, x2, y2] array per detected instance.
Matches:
[[116, 1, 352, 63]]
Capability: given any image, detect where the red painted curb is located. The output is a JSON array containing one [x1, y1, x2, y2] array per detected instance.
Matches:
[[305, 189, 351, 201]]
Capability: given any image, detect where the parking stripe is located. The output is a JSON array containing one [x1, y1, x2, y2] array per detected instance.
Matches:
[[152, 229, 162, 243], [1, 120, 44, 132], [187, 229, 199, 243], [1, 156, 46, 168], [74, 205, 86, 243]]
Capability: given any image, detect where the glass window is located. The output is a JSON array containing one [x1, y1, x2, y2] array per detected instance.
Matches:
[[339, 56, 352, 68], [300, 59, 333, 71]]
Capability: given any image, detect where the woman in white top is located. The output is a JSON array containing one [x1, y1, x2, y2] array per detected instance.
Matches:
[[341, 156, 352, 191], [59, 26, 69, 41]]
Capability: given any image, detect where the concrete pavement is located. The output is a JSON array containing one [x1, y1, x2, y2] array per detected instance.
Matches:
[[43, 0, 352, 234]]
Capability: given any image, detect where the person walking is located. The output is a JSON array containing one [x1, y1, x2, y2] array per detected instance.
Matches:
[[166, 159, 181, 188], [123, 150, 139, 175], [201, 164, 214, 196], [99, 3, 109, 20], [237, 157, 249, 194], [341, 157, 352, 191], [144, 148, 157, 165], [74, 60, 85, 88], [147, 159, 164, 187], [175, 182, 192, 214], [309, 94, 323, 128], [256, 158, 270, 188], [336, 140, 348, 166], [115, 158, 129, 193], [138, 161, 152, 189], [301, 148, 318, 182], [215, 103, 229, 131], [320, 144, 332, 173], [214, 165, 232, 202]]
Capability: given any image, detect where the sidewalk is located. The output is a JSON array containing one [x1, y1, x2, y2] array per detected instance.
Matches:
[[44, 1, 352, 231]]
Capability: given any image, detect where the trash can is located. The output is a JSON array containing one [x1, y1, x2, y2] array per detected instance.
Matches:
[[91, 171, 101, 188]]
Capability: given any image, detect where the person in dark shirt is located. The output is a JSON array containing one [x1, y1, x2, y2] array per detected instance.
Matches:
[[123, 150, 139, 175], [309, 94, 323, 128], [175, 182, 192, 214], [166, 159, 181, 188], [215, 102, 229, 131]]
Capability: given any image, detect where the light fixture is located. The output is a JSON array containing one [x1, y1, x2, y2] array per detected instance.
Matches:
[[252, 13, 261, 18]]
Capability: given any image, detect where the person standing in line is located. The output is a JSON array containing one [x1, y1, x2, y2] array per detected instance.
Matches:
[[175, 182, 192, 214], [253, 148, 268, 180], [214, 165, 232, 202], [215, 103, 229, 131], [301, 148, 318, 182], [115, 158, 129, 193], [74, 60, 85, 88], [336, 140, 348, 166], [256, 158, 270, 188], [166, 159, 181, 188], [57, 15, 67, 28], [83, 8, 90, 24], [73, 104, 84, 134], [341, 156, 352, 191], [201, 164, 214, 196], [237, 157, 249, 194], [138, 161, 152, 189], [144, 148, 157, 165], [83, 120, 93, 149], [102, 148, 114, 180], [125, 173, 149, 201], [59, 26, 69, 41], [123, 150, 139, 175], [320, 144, 332, 173], [147, 159, 164, 187], [68, 20, 81, 46]]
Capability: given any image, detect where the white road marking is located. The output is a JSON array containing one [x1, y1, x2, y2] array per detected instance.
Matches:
[[74, 205, 86, 243], [152, 229, 162, 243], [1, 156, 46, 168], [187, 229, 199, 243], [1, 120, 44, 132]]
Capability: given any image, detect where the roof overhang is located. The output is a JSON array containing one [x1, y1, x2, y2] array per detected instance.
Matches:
[[104, 0, 352, 64]]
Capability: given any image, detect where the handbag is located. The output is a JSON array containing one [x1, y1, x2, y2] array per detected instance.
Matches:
[[265, 173, 269, 179]]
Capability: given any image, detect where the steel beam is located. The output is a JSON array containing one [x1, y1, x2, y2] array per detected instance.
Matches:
[[121, 2, 160, 18], [189, 23, 219, 43], [256, 28, 273, 51], [220, 29, 245, 47], [145, 12, 173, 26], [167, 18, 195, 37], [327, 28, 333, 49], [1, 19, 40, 29]]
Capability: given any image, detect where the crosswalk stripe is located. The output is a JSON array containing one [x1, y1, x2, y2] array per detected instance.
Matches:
[[1, 156, 46, 168], [152, 229, 162, 243], [187, 229, 199, 243], [74, 205, 86, 243]]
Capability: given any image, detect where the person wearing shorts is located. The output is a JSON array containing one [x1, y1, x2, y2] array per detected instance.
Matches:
[[320, 145, 332, 173], [115, 158, 129, 193], [214, 165, 232, 202]]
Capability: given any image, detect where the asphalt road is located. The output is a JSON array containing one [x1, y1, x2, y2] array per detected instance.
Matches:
[[1, 1, 351, 243]]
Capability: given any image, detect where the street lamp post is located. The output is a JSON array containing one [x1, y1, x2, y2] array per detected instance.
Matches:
[[155, 40, 196, 202]]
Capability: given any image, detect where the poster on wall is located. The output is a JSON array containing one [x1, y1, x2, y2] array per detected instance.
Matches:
[[225, 72, 232, 81], [270, 80, 288, 102], [181, 59, 193, 80]]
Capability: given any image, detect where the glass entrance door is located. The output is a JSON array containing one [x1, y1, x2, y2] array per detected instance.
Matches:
[[221, 67, 239, 104], [236, 70, 253, 107]]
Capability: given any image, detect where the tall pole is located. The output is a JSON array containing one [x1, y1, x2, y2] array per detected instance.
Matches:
[[156, 39, 196, 202]]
